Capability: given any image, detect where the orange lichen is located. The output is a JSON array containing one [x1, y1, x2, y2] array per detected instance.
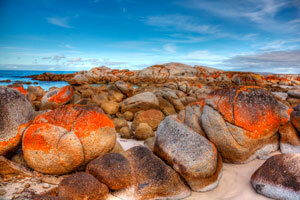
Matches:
[[12, 86, 27, 96], [48, 85, 73, 103], [22, 123, 52, 153], [73, 111, 114, 138]]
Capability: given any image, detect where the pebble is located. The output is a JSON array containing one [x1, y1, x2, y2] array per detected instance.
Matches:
[[42, 183, 50, 189], [0, 189, 6, 196], [25, 183, 31, 188]]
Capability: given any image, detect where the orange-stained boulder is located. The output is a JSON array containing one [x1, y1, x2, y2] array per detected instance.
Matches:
[[131, 109, 164, 131], [0, 87, 35, 155], [11, 86, 28, 96], [40, 85, 74, 110], [22, 105, 116, 174], [202, 86, 287, 163]]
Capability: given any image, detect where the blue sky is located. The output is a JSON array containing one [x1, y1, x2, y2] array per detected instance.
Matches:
[[0, 0, 300, 73]]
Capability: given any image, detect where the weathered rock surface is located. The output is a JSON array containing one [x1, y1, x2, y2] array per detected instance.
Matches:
[[121, 92, 159, 113], [154, 116, 222, 192], [111, 146, 191, 200], [22, 105, 116, 174], [0, 87, 35, 155], [0, 156, 32, 177], [251, 154, 300, 200], [132, 109, 164, 131], [40, 85, 74, 110], [201, 86, 286, 163], [58, 172, 109, 200], [114, 80, 134, 97], [134, 123, 154, 140]]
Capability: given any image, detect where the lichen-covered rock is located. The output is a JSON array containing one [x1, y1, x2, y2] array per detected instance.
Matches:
[[40, 85, 74, 110], [132, 109, 164, 131], [68, 74, 88, 85], [177, 99, 206, 136], [154, 116, 222, 192], [0, 87, 35, 155], [11, 86, 28, 96], [201, 86, 286, 163], [251, 154, 300, 200], [121, 92, 159, 113], [58, 172, 109, 200], [111, 146, 191, 200], [22, 105, 116, 174]]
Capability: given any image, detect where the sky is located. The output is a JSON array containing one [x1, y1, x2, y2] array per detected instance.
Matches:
[[0, 0, 300, 73]]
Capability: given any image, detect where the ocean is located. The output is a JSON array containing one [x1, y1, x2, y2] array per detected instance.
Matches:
[[0, 70, 76, 91]]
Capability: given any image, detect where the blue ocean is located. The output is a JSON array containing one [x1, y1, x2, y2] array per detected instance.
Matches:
[[0, 70, 76, 91]]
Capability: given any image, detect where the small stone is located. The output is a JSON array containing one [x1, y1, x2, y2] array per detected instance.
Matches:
[[119, 127, 132, 139], [0, 189, 6, 196], [42, 176, 61, 185], [42, 183, 50, 189], [134, 123, 154, 140], [25, 183, 30, 188], [124, 111, 134, 121]]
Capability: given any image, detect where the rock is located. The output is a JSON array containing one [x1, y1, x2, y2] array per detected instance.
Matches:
[[109, 141, 124, 153], [279, 122, 300, 153], [112, 146, 191, 200], [0, 87, 35, 155], [124, 111, 134, 121], [132, 109, 164, 131], [177, 99, 206, 137], [291, 108, 300, 133], [119, 127, 132, 139], [0, 156, 33, 177], [68, 74, 88, 85], [32, 195, 61, 200], [144, 136, 155, 151], [201, 86, 285, 163], [134, 123, 154, 140], [251, 154, 300, 200], [22, 105, 116, 174], [101, 101, 119, 115], [112, 118, 129, 132], [91, 93, 108, 106], [288, 90, 300, 98], [154, 116, 222, 192], [58, 172, 109, 200], [157, 96, 176, 116], [40, 85, 74, 110], [108, 85, 125, 102], [86, 153, 131, 190], [11, 86, 28, 96], [114, 80, 134, 97], [121, 92, 159, 113]]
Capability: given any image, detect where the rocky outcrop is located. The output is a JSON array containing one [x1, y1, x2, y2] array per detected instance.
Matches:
[[251, 154, 300, 200], [154, 116, 222, 192], [40, 85, 74, 110], [201, 86, 287, 163], [22, 105, 116, 174], [58, 172, 109, 200], [0, 87, 35, 155]]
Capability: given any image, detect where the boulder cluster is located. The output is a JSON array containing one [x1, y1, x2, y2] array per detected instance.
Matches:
[[1, 63, 300, 200]]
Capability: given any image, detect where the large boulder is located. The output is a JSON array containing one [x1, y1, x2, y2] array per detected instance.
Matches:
[[40, 85, 74, 110], [0, 87, 35, 155], [121, 92, 159, 113], [201, 86, 287, 163], [22, 105, 116, 174], [114, 80, 134, 97], [104, 146, 191, 200], [58, 172, 109, 200], [251, 154, 300, 200], [154, 116, 222, 192]]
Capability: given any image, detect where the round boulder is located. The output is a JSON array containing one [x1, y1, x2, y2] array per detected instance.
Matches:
[[22, 105, 116, 174], [101, 101, 119, 115], [134, 123, 154, 140], [132, 109, 164, 131], [0, 87, 35, 155]]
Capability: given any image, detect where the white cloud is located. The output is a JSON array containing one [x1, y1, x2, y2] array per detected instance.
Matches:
[[47, 17, 73, 28], [42, 54, 66, 62], [145, 14, 218, 34], [69, 57, 82, 62], [163, 44, 177, 53]]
